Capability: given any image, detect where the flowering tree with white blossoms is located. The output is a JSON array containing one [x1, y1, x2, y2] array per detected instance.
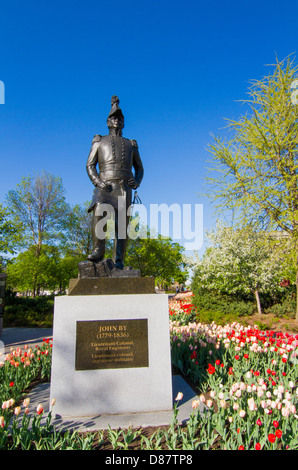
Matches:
[[193, 222, 285, 314]]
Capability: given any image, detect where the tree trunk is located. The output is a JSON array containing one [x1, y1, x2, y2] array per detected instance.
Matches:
[[255, 289, 262, 315]]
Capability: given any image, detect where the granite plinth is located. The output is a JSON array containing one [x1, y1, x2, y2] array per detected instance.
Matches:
[[50, 294, 173, 417], [68, 276, 155, 295]]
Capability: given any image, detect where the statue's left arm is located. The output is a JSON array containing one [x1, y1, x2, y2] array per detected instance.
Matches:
[[129, 140, 144, 189]]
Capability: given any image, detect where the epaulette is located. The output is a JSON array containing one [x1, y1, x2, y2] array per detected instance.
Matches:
[[130, 139, 138, 148], [92, 134, 102, 143]]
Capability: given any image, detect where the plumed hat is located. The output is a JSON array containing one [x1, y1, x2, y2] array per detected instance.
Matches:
[[108, 95, 124, 119]]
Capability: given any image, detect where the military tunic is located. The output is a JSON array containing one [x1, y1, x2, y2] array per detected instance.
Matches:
[[86, 134, 144, 213]]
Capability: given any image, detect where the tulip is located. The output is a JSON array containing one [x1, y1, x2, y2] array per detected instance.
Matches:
[[192, 400, 200, 410], [14, 406, 21, 416], [199, 394, 205, 403], [275, 429, 282, 439], [268, 433, 276, 443], [23, 398, 30, 408]]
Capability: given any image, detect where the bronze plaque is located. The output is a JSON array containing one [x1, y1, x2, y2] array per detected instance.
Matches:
[[75, 319, 149, 370]]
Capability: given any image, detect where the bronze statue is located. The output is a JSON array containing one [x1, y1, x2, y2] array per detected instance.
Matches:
[[86, 96, 144, 270]]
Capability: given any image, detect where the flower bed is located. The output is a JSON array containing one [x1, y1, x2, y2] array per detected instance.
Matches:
[[170, 295, 298, 450], [0, 295, 298, 450], [169, 292, 198, 324]]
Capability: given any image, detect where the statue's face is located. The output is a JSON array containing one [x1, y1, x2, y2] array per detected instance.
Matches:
[[107, 114, 124, 130]]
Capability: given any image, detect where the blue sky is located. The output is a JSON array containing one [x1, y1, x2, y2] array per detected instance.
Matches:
[[0, 0, 297, 255]]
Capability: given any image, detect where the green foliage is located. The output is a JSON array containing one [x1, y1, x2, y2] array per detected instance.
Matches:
[[61, 201, 93, 256], [191, 284, 255, 321], [5, 172, 70, 257], [3, 292, 54, 327], [207, 56, 298, 233], [192, 222, 285, 315], [205, 56, 298, 318], [265, 292, 296, 317], [126, 227, 188, 286], [194, 223, 284, 296], [0, 203, 21, 270], [6, 245, 82, 296]]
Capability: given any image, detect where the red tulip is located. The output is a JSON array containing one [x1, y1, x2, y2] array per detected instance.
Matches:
[[268, 434, 276, 443]]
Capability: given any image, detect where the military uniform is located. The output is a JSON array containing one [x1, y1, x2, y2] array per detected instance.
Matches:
[[87, 134, 143, 213], [86, 98, 144, 268]]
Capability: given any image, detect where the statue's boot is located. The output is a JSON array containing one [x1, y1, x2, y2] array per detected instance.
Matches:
[[87, 247, 104, 262], [113, 238, 127, 270], [87, 210, 106, 262]]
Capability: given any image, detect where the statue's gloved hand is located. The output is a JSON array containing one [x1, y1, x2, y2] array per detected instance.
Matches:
[[127, 178, 138, 189], [97, 180, 112, 192]]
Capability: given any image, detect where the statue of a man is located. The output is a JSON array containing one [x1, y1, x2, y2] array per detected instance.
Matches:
[[86, 96, 144, 269]]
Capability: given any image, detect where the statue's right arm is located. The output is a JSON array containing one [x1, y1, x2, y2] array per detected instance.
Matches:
[[86, 136, 101, 187], [86, 136, 112, 192]]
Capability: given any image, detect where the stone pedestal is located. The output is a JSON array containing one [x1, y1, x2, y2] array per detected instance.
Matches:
[[68, 258, 155, 295], [50, 293, 173, 418], [68, 276, 155, 295]]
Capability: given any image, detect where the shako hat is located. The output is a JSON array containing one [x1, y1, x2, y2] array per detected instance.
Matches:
[[108, 95, 124, 119]]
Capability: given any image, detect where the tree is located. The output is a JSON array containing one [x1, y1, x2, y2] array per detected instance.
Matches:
[[126, 226, 188, 288], [6, 245, 81, 295], [6, 172, 69, 258], [193, 222, 285, 314], [61, 202, 93, 257], [62, 200, 117, 258], [0, 203, 21, 270], [206, 55, 298, 319], [6, 246, 52, 295]]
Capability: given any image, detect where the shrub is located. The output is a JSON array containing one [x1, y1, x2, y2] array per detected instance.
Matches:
[[3, 292, 54, 327], [266, 293, 296, 317], [191, 286, 255, 318]]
